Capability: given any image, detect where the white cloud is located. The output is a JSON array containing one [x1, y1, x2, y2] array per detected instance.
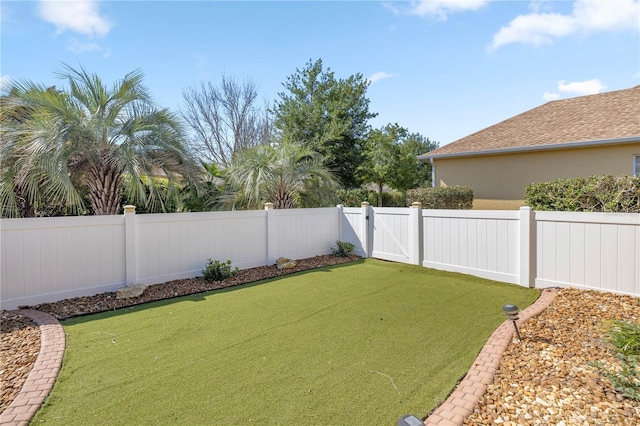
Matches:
[[571, 0, 639, 32], [387, 0, 487, 20], [543, 78, 607, 101], [557, 79, 606, 95], [38, 0, 112, 37], [368, 71, 393, 84], [491, 0, 640, 50]]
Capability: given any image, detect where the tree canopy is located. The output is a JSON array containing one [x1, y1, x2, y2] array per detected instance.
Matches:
[[272, 59, 376, 188], [0, 65, 199, 217], [360, 124, 439, 206], [224, 141, 338, 209], [0, 61, 440, 215], [181, 75, 271, 168]]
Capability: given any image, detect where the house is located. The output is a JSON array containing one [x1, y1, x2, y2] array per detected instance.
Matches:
[[418, 86, 640, 209]]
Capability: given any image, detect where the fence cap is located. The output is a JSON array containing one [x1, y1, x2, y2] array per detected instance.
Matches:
[[411, 202, 422, 208], [264, 202, 274, 210], [361, 202, 370, 207], [123, 205, 136, 214]]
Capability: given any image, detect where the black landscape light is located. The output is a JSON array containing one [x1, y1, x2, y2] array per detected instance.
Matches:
[[502, 304, 522, 341], [398, 414, 424, 426]]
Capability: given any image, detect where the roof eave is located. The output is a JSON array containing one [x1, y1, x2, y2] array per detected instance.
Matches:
[[418, 136, 640, 161]]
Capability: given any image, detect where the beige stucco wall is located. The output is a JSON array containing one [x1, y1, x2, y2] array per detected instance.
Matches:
[[433, 143, 640, 206]]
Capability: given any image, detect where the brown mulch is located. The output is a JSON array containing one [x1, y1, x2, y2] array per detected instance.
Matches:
[[1, 311, 41, 412], [3, 258, 640, 424], [0, 254, 359, 413]]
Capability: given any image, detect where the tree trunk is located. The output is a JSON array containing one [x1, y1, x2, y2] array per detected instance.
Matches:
[[85, 162, 123, 215], [377, 182, 383, 207]]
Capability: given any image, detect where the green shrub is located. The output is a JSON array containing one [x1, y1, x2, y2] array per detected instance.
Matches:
[[202, 259, 239, 282], [381, 191, 406, 207], [525, 175, 640, 213], [591, 320, 640, 401], [337, 187, 408, 207], [336, 188, 377, 207], [406, 186, 473, 209], [331, 240, 355, 257]]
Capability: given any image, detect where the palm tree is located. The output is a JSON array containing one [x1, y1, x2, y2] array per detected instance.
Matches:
[[0, 65, 199, 217], [225, 142, 337, 209]]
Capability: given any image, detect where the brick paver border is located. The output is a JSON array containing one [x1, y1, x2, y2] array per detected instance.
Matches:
[[423, 288, 557, 425], [0, 310, 65, 426]]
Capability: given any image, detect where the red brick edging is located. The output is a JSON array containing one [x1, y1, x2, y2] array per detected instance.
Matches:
[[424, 289, 557, 425], [0, 310, 65, 426]]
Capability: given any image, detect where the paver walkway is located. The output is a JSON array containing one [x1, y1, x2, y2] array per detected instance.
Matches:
[[0, 290, 556, 425], [0, 310, 65, 426]]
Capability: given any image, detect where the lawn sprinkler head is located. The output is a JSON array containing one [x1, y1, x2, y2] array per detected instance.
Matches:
[[502, 304, 522, 342]]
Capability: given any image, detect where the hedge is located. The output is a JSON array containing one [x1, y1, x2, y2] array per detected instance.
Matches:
[[525, 175, 640, 213], [406, 186, 473, 209], [336, 188, 405, 207]]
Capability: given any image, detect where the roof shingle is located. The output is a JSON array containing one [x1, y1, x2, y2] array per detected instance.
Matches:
[[423, 85, 640, 158]]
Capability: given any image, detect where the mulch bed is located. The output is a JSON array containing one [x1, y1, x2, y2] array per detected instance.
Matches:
[[1, 311, 41, 412], [21, 254, 360, 321]]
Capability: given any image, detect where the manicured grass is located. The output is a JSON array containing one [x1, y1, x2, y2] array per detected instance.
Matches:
[[33, 259, 539, 425]]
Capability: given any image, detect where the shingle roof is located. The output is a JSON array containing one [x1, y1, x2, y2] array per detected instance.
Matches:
[[422, 85, 640, 158]]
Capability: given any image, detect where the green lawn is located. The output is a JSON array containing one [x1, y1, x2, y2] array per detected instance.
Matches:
[[33, 259, 539, 425]]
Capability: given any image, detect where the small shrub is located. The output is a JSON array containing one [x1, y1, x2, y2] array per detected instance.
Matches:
[[202, 259, 238, 282], [591, 320, 640, 401], [406, 186, 473, 209], [332, 240, 355, 257], [608, 320, 640, 356]]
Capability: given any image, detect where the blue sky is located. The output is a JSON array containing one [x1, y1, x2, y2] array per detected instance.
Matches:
[[1, 0, 639, 146]]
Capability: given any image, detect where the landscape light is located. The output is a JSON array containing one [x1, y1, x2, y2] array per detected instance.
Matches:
[[502, 304, 522, 341], [398, 414, 424, 426]]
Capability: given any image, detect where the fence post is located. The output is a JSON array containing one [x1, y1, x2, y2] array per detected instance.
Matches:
[[409, 202, 422, 265], [124, 205, 137, 285], [336, 204, 344, 242], [265, 202, 274, 264], [361, 202, 370, 258], [519, 206, 534, 288]]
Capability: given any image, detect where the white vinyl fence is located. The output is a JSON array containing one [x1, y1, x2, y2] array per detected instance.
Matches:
[[0, 205, 340, 310], [1, 203, 638, 310], [534, 211, 640, 295], [350, 203, 638, 297]]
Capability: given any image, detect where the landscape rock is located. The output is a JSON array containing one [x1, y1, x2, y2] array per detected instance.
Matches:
[[464, 288, 640, 425], [275, 257, 296, 270], [116, 283, 147, 299]]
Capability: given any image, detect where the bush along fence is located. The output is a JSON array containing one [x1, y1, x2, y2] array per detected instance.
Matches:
[[525, 175, 640, 213], [2, 203, 639, 310]]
